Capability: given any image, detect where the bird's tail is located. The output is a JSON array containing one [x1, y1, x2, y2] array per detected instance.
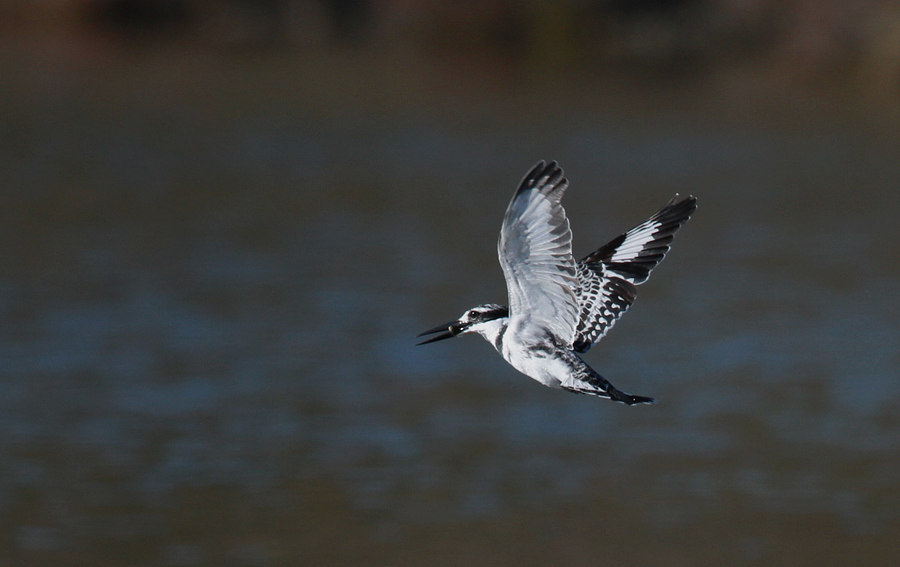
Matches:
[[562, 353, 655, 405]]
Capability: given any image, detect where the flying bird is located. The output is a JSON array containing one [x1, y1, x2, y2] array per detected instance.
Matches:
[[418, 161, 696, 404]]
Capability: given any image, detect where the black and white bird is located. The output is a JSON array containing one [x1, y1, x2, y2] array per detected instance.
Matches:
[[417, 161, 697, 405]]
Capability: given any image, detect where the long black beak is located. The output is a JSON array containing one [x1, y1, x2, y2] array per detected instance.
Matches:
[[416, 320, 463, 345]]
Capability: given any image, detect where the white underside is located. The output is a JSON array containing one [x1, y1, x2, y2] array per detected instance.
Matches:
[[470, 315, 571, 389]]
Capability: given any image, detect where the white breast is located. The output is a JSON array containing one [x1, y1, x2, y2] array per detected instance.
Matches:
[[499, 316, 570, 389]]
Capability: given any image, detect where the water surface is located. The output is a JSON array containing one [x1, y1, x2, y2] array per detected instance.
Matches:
[[1, 69, 899, 566]]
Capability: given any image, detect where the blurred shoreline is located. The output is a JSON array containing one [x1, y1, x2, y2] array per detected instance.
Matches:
[[3, 0, 900, 127]]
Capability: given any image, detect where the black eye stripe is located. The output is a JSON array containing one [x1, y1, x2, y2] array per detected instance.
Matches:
[[465, 305, 510, 323]]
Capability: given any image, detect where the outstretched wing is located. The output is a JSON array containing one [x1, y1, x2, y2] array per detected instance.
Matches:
[[585, 195, 698, 284], [498, 161, 579, 345], [572, 195, 697, 353]]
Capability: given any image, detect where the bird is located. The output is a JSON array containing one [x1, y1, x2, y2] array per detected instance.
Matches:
[[417, 160, 697, 405]]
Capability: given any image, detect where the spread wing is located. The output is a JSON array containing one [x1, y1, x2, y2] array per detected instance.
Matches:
[[572, 195, 697, 353], [498, 161, 579, 345]]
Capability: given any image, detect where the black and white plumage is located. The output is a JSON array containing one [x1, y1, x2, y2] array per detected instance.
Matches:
[[418, 161, 697, 405], [572, 194, 699, 353]]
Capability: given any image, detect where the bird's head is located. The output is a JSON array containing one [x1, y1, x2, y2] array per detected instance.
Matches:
[[416, 303, 509, 345]]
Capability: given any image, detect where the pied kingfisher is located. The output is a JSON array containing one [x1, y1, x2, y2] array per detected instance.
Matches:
[[418, 161, 697, 405]]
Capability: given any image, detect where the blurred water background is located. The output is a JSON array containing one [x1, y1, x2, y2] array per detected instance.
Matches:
[[1, 1, 900, 565]]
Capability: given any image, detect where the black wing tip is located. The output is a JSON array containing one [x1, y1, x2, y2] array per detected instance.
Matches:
[[519, 160, 567, 197], [654, 194, 698, 226], [580, 192, 697, 271], [663, 194, 698, 223]]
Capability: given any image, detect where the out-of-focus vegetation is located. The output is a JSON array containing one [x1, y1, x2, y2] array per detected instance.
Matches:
[[3, 0, 900, 103]]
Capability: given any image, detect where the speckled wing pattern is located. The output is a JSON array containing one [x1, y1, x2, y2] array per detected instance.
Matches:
[[572, 195, 697, 353]]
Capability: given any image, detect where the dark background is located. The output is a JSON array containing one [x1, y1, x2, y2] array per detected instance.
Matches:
[[1, 1, 899, 565]]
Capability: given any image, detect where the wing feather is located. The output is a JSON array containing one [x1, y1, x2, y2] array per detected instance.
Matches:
[[572, 195, 697, 352], [498, 161, 579, 345], [584, 195, 698, 284]]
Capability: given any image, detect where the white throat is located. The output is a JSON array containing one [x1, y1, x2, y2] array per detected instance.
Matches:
[[467, 317, 510, 352]]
